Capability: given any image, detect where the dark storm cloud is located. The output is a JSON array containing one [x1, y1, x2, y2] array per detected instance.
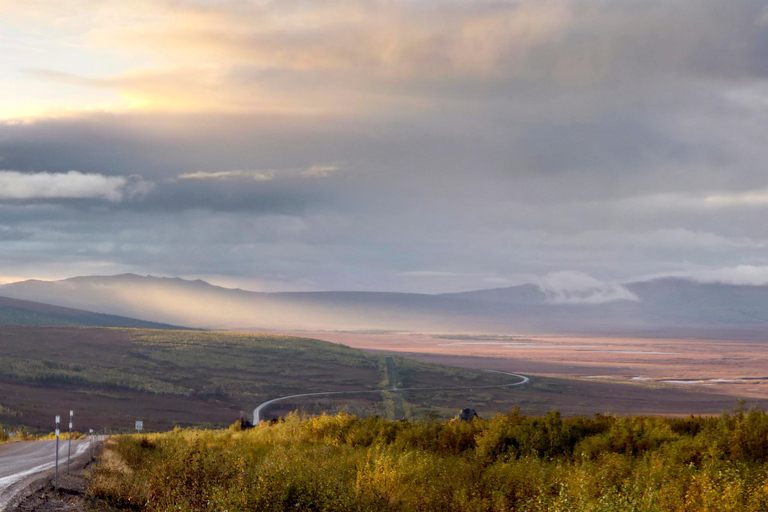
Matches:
[[135, 175, 330, 214]]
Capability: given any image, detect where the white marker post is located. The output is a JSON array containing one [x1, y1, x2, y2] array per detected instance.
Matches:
[[54, 415, 60, 490], [89, 428, 94, 463], [67, 410, 73, 475]]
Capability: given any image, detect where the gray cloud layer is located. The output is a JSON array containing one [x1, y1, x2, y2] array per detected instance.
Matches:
[[2, 0, 768, 291]]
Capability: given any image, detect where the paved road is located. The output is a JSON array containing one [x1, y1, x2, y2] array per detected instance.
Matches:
[[0, 439, 90, 511], [253, 370, 529, 424]]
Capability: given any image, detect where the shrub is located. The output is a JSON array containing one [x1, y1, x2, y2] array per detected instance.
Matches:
[[89, 410, 768, 512]]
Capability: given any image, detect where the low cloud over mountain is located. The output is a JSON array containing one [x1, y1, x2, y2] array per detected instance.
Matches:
[[2, 273, 767, 339]]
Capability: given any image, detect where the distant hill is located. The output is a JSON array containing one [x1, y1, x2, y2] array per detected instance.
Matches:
[[2, 274, 768, 338], [0, 294, 182, 329], [445, 279, 768, 338], [0, 274, 489, 331], [0, 325, 520, 429]]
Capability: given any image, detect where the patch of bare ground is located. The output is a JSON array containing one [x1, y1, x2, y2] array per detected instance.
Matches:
[[11, 473, 115, 512]]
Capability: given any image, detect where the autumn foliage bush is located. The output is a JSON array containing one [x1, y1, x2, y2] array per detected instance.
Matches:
[[89, 407, 768, 511]]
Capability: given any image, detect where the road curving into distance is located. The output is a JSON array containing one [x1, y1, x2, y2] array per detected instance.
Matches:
[[253, 368, 530, 424], [0, 439, 91, 511]]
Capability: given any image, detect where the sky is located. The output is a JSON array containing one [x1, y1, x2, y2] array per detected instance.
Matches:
[[1, 0, 768, 293]]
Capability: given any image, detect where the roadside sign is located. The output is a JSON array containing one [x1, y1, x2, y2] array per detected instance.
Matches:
[[135, 420, 143, 431], [67, 411, 73, 474], [55, 416, 60, 490]]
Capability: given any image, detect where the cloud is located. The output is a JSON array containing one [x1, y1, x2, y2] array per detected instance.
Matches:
[[537, 271, 639, 304], [176, 165, 340, 182], [300, 165, 340, 178], [0, 170, 152, 201], [2, 1, 768, 293], [177, 170, 276, 181], [674, 266, 768, 286], [11, 0, 767, 117], [100, 0, 575, 79], [703, 189, 768, 207], [398, 271, 483, 278], [0, 226, 29, 241]]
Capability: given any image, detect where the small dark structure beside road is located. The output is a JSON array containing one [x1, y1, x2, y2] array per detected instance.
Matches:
[[232, 418, 254, 430]]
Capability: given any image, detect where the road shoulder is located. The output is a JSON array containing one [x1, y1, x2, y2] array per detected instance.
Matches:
[[6, 444, 114, 512]]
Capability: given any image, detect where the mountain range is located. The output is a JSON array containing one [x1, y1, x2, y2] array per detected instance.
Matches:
[[1, 274, 768, 338]]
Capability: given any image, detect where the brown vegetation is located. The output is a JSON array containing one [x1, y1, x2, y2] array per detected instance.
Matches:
[[0, 325, 525, 432], [285, 331, 768, 415], [89, 408, 768, 511]]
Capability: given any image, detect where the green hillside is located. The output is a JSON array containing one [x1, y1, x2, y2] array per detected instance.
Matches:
[[0, 325, 519, 431], [0, 295, 181, 329]]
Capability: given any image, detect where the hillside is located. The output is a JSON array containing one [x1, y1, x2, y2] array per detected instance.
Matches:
[[3, 274, 768, 337], [0, 325, 522, 431], [0, 274, 492, 331], [0, 294, 182, 329]]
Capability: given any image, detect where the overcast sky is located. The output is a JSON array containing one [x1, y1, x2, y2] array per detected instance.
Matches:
[[1, 0, 768, 293]]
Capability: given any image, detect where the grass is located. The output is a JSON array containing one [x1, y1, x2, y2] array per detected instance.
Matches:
[[89, 407, 768, 511], [0, 325, 523, 431]]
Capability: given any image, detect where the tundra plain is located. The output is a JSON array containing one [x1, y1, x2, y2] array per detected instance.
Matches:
[[283, 331, 768, 416]]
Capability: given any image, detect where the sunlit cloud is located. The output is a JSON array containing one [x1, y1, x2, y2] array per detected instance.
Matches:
[[609, 188, 768, 213], [177, 170, 276, 182], [4, 0, 767, 118], [176, 165, 340, 181], [95, 0, 574, 76], [703, 189, 768, 207], [0, 0, 576, 117], [0, 171, 151, 201]]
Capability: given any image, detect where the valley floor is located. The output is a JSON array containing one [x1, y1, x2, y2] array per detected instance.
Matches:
[[283, 331, 768, 416]]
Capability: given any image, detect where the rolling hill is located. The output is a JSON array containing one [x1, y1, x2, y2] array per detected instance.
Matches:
[[0, 294, 182, 329], [0, 325, 520, 430], [2, 274, 768, 337]]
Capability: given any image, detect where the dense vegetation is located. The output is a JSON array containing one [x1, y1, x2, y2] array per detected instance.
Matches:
[[90, 406, 768, 511]]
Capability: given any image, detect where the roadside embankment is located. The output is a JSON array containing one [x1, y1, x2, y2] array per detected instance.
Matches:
[[3, 439, 107, 512]]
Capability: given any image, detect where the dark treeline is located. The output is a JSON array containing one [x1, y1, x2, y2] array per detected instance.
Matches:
[[90, 406, 768, 511]]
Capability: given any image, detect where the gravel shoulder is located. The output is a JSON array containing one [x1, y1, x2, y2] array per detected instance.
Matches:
[[5, 441, 113, 512]]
